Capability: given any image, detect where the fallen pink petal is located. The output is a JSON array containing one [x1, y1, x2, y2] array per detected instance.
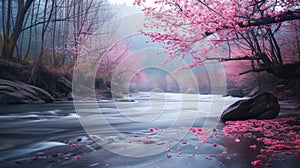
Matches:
[[75, 155, 81, 160]]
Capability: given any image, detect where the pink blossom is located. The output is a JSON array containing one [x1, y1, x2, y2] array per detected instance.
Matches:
[[283, 151, 293, 155], [251, 160, 261, 167]]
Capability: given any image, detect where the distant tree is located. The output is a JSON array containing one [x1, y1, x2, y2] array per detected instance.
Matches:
[[51, 0, 111, 67], [1, 0, 34, 59], [0, 0, 110, 67]]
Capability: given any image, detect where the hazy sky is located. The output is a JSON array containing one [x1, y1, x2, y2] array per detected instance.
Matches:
[[108, 0, 154, 7], [108, 0, 133, 6]]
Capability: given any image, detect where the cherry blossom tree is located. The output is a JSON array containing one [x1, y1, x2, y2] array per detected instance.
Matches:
[[134, 0, 300, 79], [52, 0, 110, 67], [73, 33, 147, 95]]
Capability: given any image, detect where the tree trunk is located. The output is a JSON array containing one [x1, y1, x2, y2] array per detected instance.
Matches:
[[1, 0, 34, 59]]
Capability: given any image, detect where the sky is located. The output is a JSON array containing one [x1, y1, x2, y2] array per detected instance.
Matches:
[[108, 0, 154, 7], [108, 0, 134, 6]]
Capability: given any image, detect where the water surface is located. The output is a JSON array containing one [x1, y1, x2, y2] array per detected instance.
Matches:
[[0, 93, 299, 168]]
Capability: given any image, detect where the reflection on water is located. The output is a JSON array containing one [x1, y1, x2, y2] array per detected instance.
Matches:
[[0, 93, 299, 167]]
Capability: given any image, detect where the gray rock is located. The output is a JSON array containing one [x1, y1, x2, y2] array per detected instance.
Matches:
[[0, 79, 54, 104], [245, 86, 260, 97], [221, 92, 280, 121], [57, 78, 72, 96], [114, 98, 135, 102], [226, 89, 244, 97]]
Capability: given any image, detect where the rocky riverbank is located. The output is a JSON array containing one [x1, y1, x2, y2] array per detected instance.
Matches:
[[0, 79, 54, 104], [225, 78, 300, 103], [1, 59, 299, 104], [0, 60, 113, 104], [0, 59, 72, 101]]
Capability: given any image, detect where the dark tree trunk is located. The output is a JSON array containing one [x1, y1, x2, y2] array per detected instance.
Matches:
[[1, 0, 34, 59]]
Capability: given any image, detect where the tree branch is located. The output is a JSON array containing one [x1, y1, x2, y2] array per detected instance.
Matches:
[[22, 18, 69, 31], [205, 10, 300, 36], [239, 10, 300, 28], [222, 56, 258, 61], [239, 68, 265, 75]]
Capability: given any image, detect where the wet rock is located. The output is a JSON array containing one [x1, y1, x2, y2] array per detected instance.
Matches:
[[221, 93, 280, 121], [246, 86, 260, 97], [0, 79, 54, 104], [114, 97, 135, 102], [185, 88, 197, 94], [95, 89, 112, 99], [226, 89, 244, 97], [56, 78, 72, 97]]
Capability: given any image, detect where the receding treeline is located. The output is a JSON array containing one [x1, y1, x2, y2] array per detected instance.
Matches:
[[0, 0, 112, 67]]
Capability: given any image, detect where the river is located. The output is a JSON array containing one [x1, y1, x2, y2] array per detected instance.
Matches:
[[0, 92, 299, 168]]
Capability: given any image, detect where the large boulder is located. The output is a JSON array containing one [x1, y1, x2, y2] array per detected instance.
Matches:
[[0, 79, 54, 104], [221, 92, 280, 122]]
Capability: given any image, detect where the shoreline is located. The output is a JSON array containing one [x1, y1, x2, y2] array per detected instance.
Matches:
[[0, 59, 299, 105]]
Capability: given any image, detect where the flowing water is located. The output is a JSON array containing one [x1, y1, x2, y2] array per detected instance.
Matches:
[[0, 92, 299, 168]]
